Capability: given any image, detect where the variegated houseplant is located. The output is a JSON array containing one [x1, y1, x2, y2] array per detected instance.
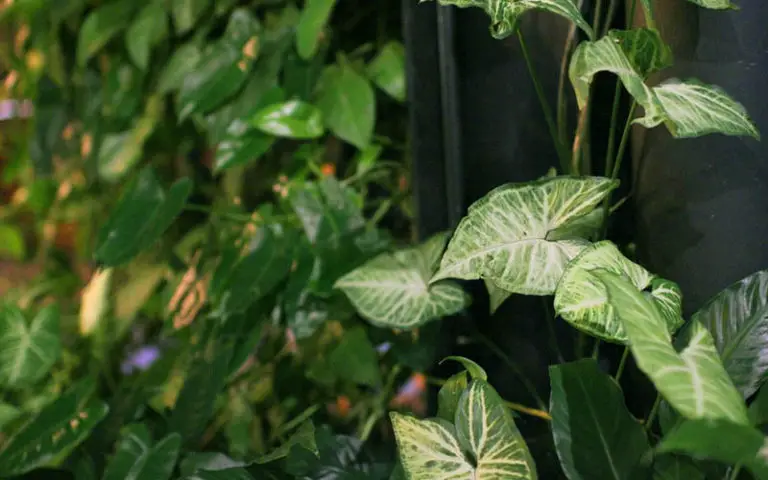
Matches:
[[336, 0, 768, 478]]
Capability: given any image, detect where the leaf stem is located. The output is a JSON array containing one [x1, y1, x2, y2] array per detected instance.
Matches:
[[517, 30, 570, 173], [556, 0, 585, 146], [728, 465, 743, 480], [599, 100, 637, 237], [644, 394, 661, 432], [614, 346, 630, 382]]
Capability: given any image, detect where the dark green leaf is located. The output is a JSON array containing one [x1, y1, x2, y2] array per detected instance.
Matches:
[[550, 359, 650, 479], [94, 167, 192, 266], [172, 0, 211, 35], [253, 420, 318, 464], [367, 41, 406, 102], [126, 3, 168, 70], [749, 385, 768, 426], [285, 425, 366, 478], [441, 356, 488, 380], [183, 469, 255, 480], [283, 48, 327, 100], [213, 122, 274, 173], [327, 327, 381, 387], [295, 0, 336, 59], [157, 43, 202, 94], [77, 0, 137, 66], [250, 100, 324, 139], [0, 403, 21, 431], [652, 456, 705, 480], [316, 64, 375, 149], [179, 452, 246, 476], [0, 305, 60, 389], [103, 425, 181, 480], [437, 371, 468, 422]]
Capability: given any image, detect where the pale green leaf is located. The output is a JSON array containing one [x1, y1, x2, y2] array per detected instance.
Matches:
[[335, 232, 470, 329], [609, 28, 671, 76], [685, 0, 736, 9], [554, 241, 683, 343], [0, 305, 60, 389], [316, 63, 376, 149], [432, 176, 618, 296], [441, 356, 488, 381], [595, 271, 749, 425], [437, 371, 468, 422], [390, 415, 473, 480]]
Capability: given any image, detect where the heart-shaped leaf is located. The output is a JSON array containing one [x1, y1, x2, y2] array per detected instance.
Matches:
[[250, 100, 324, 139], [103, 425, 181, 480], [367, 41, 406, 102], [595, 271, 749, 425], [550, 359, 650, 479], [335, 232, 470, 329], [554, 241, 683, 343], [690, 270, 768, 399], [126, 3, 169, 70], [316, 63, 375, 149], [433, 176, 618, 295], [0, 305, 60, 389], [295, 0, 336, 59]]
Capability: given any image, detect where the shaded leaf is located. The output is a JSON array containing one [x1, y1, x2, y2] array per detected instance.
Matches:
[[0, 403, 21, 431], [157, 43, 202, 94], [250, 100, 324, 139], [179, 452, 246, 476], [367, 41, 406, 102], [0, 224, 25, 260], [441, 356, 488, 381], [0, 305, 60, 389], [316, 64, 375, 149], [172, 0, 210, 35], [77, 0, 137, 66], [437, 371, 468, 422], [433, 176, 618, 295], [485, 279, 512, 314], [327, 327, 381, 387], [549, 359, 649, 479], [126, 3, 169, 70], [252, 420, 318, 464], [652, 456, 704, 480], [102, 424, 153, 480], [295, 0, 336, 59]]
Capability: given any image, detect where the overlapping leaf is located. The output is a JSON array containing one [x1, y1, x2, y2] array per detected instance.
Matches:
[[432, 176, 618, 296], [316, 63, 375, 149], [554, 241, 683, 343], [126, 3, 169, 70], [295, 0, 336, 59], [77, 0, 137, 66], [595, 271, 748, 425], [367, 41, 406, 102], [0, 305, 60, 389], [103, 425, 181, 480], [336, 232, 469, 329]]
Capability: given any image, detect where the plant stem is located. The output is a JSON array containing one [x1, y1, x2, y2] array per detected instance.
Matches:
[[728, 465, 743, 480], [556, 0, 585, 145], [603, 81, 624, 179], [184, 203, 255, 223], [599, 100, 637, 237], [591, 338, 601, 359], [601, 0, 618, 37], [517, 30, 569, 173], [644, 394, 661, 432], [614, 346, 630, 382], [542, 297, 565, 364]]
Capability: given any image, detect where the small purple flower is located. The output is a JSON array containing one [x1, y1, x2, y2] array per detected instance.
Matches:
[[121, 345, 161, 375], [376, 342, 392, 354]]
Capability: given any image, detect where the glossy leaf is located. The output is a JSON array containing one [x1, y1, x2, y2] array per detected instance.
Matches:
[[172, 0, 210, 35], [550, 359, 649, 479], [433, 176, 618, 295], [126, 3, 169, 70], [657, 419, 768, 479], [77, 0, 137, 66], [295, 0, 336, 59], [94, 167, 192, 267], [157, 43, 202, 94], [652, 457, 705, 480], [367, 41, 406, 102], [317, 64, 375, 149], [0, 305, 60, 389], [554, 241, 683, 343], [250, 100, 324, 139], [213, 121, 274, 173], [335, 232, 470, 329], [595, 271, 749, 425], [431, 0, 592, 40]]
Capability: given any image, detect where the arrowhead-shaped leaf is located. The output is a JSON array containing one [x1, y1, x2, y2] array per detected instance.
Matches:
[[295, 0, 336, 59], [595, 271, 749, 425], [554, 241, 683, 343], [335, 232, 470, 329], [367, 41, 406, 102], [549, 359, 650, 479], [126, 3, 169, 70], [433, 176, 618, 296], [316, 63, 375, 149], [690, 270, 768, 399], [0, 305, 60, 389]]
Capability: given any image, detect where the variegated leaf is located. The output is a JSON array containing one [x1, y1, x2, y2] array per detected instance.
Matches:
[[335, 232, 470, 329], [595, 271, 749, 425], [432, 176, 618, 296], [554, 241, 683, 343], [428, 0, 593, 40], [685, 0, 736, 9]]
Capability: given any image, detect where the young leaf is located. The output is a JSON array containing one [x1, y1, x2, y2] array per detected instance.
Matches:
[[126, 3, 169, 70], [172, 0, 211, 35], [250, 100, 324, 139], [554, 241, 683, 343], [432, 176, 618, 295], [428, 0, 593, 40], [335, 232, 470, 329], [367, 41, 406, 102], [94, 167, 193, 267], [657, 419, 768, 479], [77, 0, 137, 66], [549, 359, 650, 479], [316, 64, 375, 149], [595, 270, 749, 425], [440, 355, 488, 381], [295, 0, 336, 59], [0, 305, 60, 389]]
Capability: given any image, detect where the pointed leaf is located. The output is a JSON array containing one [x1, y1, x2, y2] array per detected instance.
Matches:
[[295, 0, 336, 59], [441, 356, 488, 381], [433, 176, 618, 295], [172, 0, 210, 35], [437, 371, 468, 422], [595, 270, 749, 425], [485, 279, 512, 314], [126, 3, 169, 70], [77, 0, 137, 66], [316, 64, 375, 149], [367, 41, 406, 102], [250, 100, 324, 139], [335, 232, 470, 329], [157, 43, 202, 94], [549, 359, 650, 480], [554, 241, 683, 343], [0, 305, 60, 389], [431, 0, 592, 40]]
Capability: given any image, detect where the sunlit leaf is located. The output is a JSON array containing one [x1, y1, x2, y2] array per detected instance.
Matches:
[[595, 271, 749, 425], [335, 232, 470, 329], [77, 0, 137, 66], [367, 41, 406, 102], [250, 100, 324, 139], [554, 241, 683, 343], [295, 0, 336, 59], [0, 305, 60, 389], [433, 176, 618, 295], [550, 359, 649, 479], [316, 63, 375, 149], [126, 3, 169, 70]]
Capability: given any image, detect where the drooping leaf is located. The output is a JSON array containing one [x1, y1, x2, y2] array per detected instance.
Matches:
[[0, 305, 60, 389], [440, 356, 488, 381], [172, 0, 211, 35], [335, 232, 470, 329], [250, 100, 324, 139], [157, 43, 202, 94], [485, 279, 512, 314], [554, 241, 683, 343], [295, 0, 336, 59], [326, 327, 381, 387], [652, 456, 705, 480], [549, 359, 650, 479], [94, 167, 193, 267], [126, 3, 169, 70], [657, 419, 768, 479], [316, 64, 375, 149], [690, 270, 768, 399], [437, 371, 468, 422], [367, 41, 406, 102], [430, 0, 592, 40], [432, 176, 618, 295], [595, 270, 749, 425], [77, 0, 137, 66]]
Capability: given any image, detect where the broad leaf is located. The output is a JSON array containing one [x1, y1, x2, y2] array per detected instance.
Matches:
[[335, 232, 470, 329], [685, 0, 736, 9], [77, 0, 137, 66], [103, 426, 181, 480], [554, 241, 683, 343], [549, 359, 649, 479], [609, 28, 672, 76], [430, 0, 592, 40], [157, 43, 202, 94], [437, 371, 468, 422], [652, 456, 705, 480], [657, 419, 768, 479], [94, 167, 192, 267], [0, 305, 60, 389], [595, 271, 749, 425], [295, 0, 336, 59], [485, 279, 512, 314], [433, 176, 618, 295], [316, 64, 375, 149], [367, 41, 406, 102], [691, 270, 768, 399], [172, 0, 210, 35], [126, 3, 169, 70], [250, 100, 324, 139], [327, 327, 381, 387]]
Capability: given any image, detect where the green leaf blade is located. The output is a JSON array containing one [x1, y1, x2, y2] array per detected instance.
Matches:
[[367, 41, 407, 102], [295, 0, 336, 59], [125, 3, 169, 70], [0, 305, 61, 389], [250, 100, 324, 139], [77, 0, 137, 66], [316, 64, 375, 149]]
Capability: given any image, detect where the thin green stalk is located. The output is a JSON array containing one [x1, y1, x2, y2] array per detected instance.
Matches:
[[542, 297, 565, 364], [601, 0, 618, 37], [518, 30, 569, 173], [556, 0, 585, 145], [644, 394, 661, 432], [591, 338, 601, 359], [614, 346, 630, 382], [728, 465, 743, 480], [603, 81, 624, 179], [599, 100, 637, 237]]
